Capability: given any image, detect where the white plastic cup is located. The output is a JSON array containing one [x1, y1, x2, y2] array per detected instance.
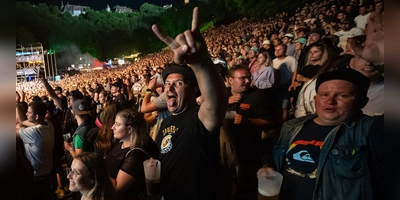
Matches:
[[257, 169, 283, 197], [143, 158, 161, 195]]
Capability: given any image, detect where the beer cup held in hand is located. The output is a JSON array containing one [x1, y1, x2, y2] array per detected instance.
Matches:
[[143, 158, 161, 195], [257, 168, 283, 199]]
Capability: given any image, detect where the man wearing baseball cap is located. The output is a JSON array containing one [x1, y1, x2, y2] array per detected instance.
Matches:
[[64, 99, 97, 163], [259, 39, 276, 60], [110, 81, 128, 111], [152, 7, 227, 199], [334, 17, 364, 52], [247, 47, 260, 75], [41, 78, 84, 166], [282, 33, 296, 57], [259, 68, 383, 200]]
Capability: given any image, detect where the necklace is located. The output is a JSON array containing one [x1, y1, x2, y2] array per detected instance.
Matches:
[[121, 142, 130, 149]]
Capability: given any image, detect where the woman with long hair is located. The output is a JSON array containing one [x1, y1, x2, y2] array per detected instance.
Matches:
[[294, 43, 333, 118], [93, 90, 119, 158], [105, 109, 158, 200], [67, 152, 116, 200], [252, 51, 276, 89], [94, 102, 118, 158], [95, 90, 113, 128]]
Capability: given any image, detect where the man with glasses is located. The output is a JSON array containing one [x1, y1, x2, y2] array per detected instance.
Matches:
[[225, 64, 279, 200]]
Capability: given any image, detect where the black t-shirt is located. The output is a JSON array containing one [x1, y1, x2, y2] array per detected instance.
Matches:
[[105, 139, 158, 200], [279, 120, 335, 200], [225, 87, 277, 163], [113, 93, 127, 110], [73, 117, 97, 152], [62, 107, 78, 136], [156, 106, 221, 200]]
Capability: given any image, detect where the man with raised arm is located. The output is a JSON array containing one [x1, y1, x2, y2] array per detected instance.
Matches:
[[152, 7, 228, 200]]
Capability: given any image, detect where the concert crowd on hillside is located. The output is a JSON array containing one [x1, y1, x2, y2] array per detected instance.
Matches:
[[16, 0, 384, 199]]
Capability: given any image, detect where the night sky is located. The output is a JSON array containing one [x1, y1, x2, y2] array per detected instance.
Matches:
[[20, 0, 184, 10]]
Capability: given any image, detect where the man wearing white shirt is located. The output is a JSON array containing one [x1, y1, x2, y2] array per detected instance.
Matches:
[[273, 44, 298, 122], [334, 19, 364, 52], [354, 5, 371, 30], [351, 55, 384, 116]]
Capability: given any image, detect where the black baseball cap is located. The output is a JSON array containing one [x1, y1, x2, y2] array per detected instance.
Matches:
[[316, 69, 370, 97], [111, 82, 122, 88], [162, 64, 198, 87], [68, 90, 83, 100]]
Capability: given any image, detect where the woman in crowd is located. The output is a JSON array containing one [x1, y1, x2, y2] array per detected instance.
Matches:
[[94, 90, 118, 158], [92, 89, 101, 107], [252, 51, 276, 89], [105, 109, 158, 200], [94, 104, 118, 158], [294, 43, 332, 118], [90, 89, 101, 118], [95, 90, 113, 128], [67, 152, 116, 200], [139, 73, 151, 98]]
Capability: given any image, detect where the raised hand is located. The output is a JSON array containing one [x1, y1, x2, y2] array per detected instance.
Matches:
[[348, 2, 384, 66], [148, 77, 157, 91], [151, 7, 208, 65], [16, 91, 21, 103]]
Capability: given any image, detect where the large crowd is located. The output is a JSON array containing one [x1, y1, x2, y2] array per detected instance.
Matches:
[[16, 0, 384, 199]]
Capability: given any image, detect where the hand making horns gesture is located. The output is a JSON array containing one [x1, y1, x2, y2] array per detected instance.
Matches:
[[151, 7, 208, 65]]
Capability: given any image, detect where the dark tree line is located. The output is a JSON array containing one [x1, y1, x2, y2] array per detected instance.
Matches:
[[17, 0, 298, 61]]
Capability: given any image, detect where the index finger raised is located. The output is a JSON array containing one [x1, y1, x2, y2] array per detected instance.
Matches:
[[152, 24, 180, 50], [191, 7, 199, 32]]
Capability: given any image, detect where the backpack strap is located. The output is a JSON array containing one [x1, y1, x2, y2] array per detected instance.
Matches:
[[124, 147, 151, 200], [125, 147, 150, 158]]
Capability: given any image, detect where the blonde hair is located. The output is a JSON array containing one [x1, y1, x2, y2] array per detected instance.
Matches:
[[305, 44, 330, 78], [258, 51, 273, 67], [75, 152, 116, 200], [117, 109, 150, 148]]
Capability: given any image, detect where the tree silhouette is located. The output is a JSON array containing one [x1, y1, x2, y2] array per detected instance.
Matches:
[[17, 0, 298, 63]]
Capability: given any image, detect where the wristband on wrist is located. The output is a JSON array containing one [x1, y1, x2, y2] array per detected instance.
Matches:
[[146, 89, 152, 94]]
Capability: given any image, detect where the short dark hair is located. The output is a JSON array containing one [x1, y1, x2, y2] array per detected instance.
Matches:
[[54, 86, 62, 92], [28, 101, 47, 120], [276, 44, 287, 51], [68, 90, 83, 100], [228, 64, 250, 78], [31, 95, 42, 102]]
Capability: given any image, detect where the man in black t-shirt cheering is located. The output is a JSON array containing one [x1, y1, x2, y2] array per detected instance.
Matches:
[[258, 68, 383, 200], [152, 7, 228, 200]]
